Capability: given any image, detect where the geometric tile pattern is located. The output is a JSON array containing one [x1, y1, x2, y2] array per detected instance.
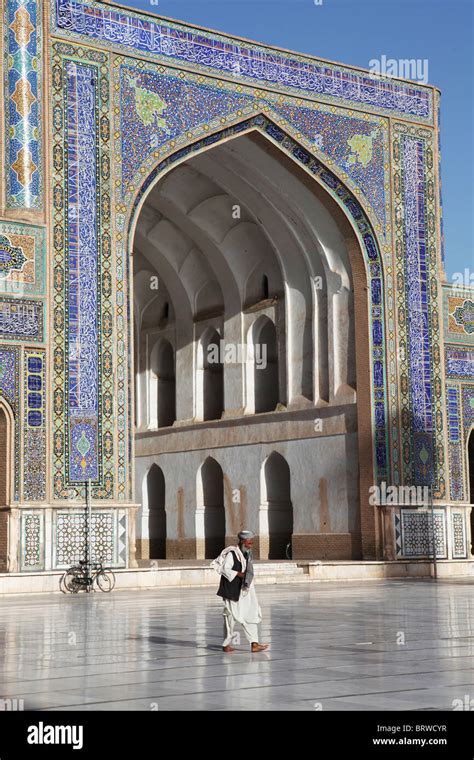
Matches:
[[0, 297, 44, 341], [400, 509, 447, 559], [448, 446, 464, 502], [118, 512, 127, 565], [394, 512, 402, 557], [0, 222, 46, 296], [447, 386, 461, 443], [54, 0, 434, 123], [20, 511, 44, 570], [51, 43, 114, 501], [23, 350, 46, 501], [53, 509, 125, 568], [462, 386, 474, 436], [4, 0, 42, 208], [446, 385, 463, 501], [451, 511, 467, 559]]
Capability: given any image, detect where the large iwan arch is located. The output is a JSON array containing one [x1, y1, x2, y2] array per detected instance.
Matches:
[[132, 122, 382, 560]]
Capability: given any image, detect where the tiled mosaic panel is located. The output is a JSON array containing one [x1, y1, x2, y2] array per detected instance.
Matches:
[[0, 222, 46, 296], [447, 384, 463, 501], [0, 297, 43, 341], [118, 63, 389, 233], [445, 380, 473, 502], [447, 386, 461, 443], [20, 511, 44, 571], [5, 0, 42, 208], [445, 346, 474, 380], [399, 509, 447, 559], [23, 351, 46, 501], [65, 60, 100, 482], [435, 94, 445, 266], [0, 345, 20, 499], [462, 386, 474, 435], [443, 289, 474, 345], [53, 509, 127, 568], [393, 124, 444, 495], [54, 0, 433, 122], [448, 446, 464, 502], [448, 297, 474, 336], [451, 512, 467, 559], [52, 44, 114, 500]]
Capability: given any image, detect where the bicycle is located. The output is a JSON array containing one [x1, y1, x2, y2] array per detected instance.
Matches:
[[285, 541, 292, 560], [60, 559, 116, 594]]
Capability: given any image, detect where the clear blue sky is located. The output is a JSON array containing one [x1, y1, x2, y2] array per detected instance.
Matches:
[[118, 0, 474, 279]]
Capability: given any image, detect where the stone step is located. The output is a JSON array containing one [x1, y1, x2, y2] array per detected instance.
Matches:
[[255, 563, 305, 575]]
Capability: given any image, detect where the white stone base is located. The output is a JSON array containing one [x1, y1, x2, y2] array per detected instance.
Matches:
[[0, 559, 473, 595]]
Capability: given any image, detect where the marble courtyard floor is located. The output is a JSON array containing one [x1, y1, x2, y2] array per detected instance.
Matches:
[[0, 579, 473, 711]]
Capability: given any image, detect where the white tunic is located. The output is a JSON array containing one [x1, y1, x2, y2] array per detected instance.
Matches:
[[220, 551, 262, 625]]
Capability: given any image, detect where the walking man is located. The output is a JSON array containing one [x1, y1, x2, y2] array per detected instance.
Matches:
[[211, 530, 269, 653]]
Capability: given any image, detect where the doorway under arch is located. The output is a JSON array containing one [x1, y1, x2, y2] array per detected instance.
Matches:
[[197, 327, 224, 422], [261, 452, 293, 559], [147, 464, 167, 559], [198, 457, 225, 559], [249, 315, 279, 414], [150, 338, 176, 429]]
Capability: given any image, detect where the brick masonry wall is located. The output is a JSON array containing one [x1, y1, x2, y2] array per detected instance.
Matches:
[[166, 538, 198, 559], [292, 533, 361, 560]]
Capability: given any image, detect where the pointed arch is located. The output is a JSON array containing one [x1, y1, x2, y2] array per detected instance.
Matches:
[[196, 456, 225, 559], [129, 115, 389, 559], [246, 315, 279, 414], [146, 464, 167, 559], [196, 327, 224, 422], [259, 451, 293, 559], [149, 338, 176, 429]]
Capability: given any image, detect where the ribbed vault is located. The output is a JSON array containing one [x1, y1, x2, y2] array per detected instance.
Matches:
[[134, 131, 356, 427]]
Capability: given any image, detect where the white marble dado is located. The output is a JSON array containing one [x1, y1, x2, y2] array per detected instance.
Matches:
[[1, 560, 474, 595]]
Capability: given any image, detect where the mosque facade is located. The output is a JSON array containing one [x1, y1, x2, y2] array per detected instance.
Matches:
[[0, 0, 473, 573]]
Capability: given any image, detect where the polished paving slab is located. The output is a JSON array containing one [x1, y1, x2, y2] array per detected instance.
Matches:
[[0, 579, 473, 711]]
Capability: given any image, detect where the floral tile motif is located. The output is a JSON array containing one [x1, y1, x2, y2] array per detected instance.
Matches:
[[0, 222, 46, 296], [5, 0, 42, 208], [451, 299, 474, 335]]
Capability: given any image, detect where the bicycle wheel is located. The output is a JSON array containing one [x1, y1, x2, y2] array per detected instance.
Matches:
[[62, 569, 80, 593], [96, 570, 115, 592], [285, 542, 292, 560]]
